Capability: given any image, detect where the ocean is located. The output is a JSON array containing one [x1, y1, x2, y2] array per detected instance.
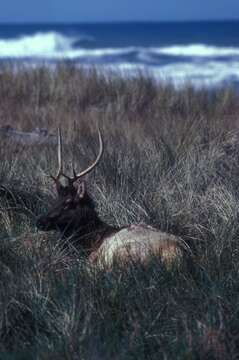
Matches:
[[0, 21, 239, 87]]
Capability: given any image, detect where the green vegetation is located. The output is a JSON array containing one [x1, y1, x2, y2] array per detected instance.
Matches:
[[0, 64, 239, 359]]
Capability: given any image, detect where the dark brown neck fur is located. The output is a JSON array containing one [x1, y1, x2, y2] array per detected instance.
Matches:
[[59, 213, 118, 254]]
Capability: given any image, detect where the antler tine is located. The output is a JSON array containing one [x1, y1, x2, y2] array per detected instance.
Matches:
[[50, 127, 70, 183], [72, 128, 104, 181], [57, 127, 63, 178]]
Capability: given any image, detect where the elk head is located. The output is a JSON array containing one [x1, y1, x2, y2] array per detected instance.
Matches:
[[36, 128, 104, 244]]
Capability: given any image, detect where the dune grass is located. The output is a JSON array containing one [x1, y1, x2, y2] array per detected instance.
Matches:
[[0, 64, 239, 358]]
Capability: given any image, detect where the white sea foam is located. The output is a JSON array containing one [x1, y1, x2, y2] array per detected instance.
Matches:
[[0, 32, 81, 58], [94, 61, 239, 88], [61, 47, 137, 59], [151, 44, 239, 58], [156, 61, 239, 85]]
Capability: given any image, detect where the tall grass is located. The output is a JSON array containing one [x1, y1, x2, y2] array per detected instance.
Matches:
[[0, 64, 239, 358]]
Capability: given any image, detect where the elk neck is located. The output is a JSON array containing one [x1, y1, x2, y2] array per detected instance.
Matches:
[[58, 212, 119, 254]]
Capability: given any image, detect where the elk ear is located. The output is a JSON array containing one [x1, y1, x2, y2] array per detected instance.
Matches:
[[74, 180, 87, 200]]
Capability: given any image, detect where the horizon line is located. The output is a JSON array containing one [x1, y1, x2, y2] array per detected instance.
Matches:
[[0, 18, 239, 26]]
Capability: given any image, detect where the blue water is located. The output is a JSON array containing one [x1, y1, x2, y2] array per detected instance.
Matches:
[[0, 21, 239, 87]]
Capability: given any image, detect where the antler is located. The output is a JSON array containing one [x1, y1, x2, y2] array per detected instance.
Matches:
[[71, 128, 103, 181], [50, 128, 65, 185], [51, 127, 103, 188]]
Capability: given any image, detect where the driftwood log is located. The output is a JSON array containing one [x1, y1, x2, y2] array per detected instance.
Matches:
[[0, 125, 57, 145]]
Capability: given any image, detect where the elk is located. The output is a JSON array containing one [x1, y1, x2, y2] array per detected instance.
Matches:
[[36, 128, 191, 269]]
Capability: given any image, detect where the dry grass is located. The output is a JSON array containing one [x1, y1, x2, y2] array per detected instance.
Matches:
[[0, 64, 239, 358]]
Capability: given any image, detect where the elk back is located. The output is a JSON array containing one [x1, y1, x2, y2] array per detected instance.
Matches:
[[90, 224, 190, 269]]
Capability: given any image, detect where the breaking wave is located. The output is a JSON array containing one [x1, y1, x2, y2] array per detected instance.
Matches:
[[1, 32, 239, 60], [93, 61, 239, 88], [0, 31, 239, 87], [0, 32, 88, 58], [151, 44, 239, 58]]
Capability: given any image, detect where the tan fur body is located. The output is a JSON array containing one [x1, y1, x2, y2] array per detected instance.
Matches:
[[89, 224, 188, 268]]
